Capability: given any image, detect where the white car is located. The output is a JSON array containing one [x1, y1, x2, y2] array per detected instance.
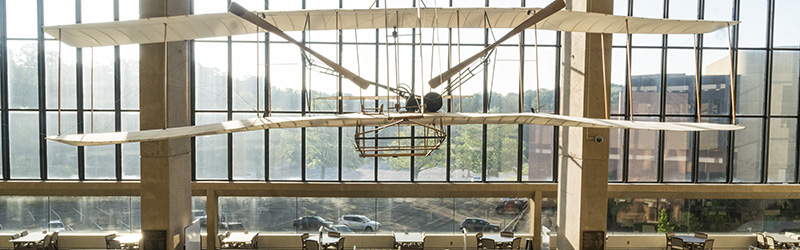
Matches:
[[338, 215, 380, 232], [46, 220, 66, 232]]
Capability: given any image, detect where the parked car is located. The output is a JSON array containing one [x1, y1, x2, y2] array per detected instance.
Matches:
[[495, 198, 528, 214], [293, 216, 333, 231], [219, 222, 246, 232], [192, 210, 207, 225], [46, 220, 66, 232], [338, 215, 380, 232], [325, 225, 354, 233], [459, 217, 500, 232], [471, 176, 482, 182]]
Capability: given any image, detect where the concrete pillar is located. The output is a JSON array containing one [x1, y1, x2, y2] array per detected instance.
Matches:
[[530, 191, 543, 250], [206, 190, 219, 250], [556, 0, 612, 249], [139, 1, 191, 250]]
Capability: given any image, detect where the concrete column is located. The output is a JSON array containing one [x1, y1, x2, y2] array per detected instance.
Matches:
[[556, 0, 612, 249], [139, 1, 191, 250], [530, 191, 543, 250], [206, 190, 219, 250]]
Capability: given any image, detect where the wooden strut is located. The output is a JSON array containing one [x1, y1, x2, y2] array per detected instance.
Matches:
[[693, 35, 701, 122], [625, 19, 633, 120], [600, 33, 609, 119], [726, 24, 736, 123]]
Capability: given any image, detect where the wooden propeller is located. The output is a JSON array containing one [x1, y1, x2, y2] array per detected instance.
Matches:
[[427, 0, 565, 89]]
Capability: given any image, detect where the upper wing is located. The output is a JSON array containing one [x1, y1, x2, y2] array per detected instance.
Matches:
[[46, 113, 743, 146], [43, 7, 738, 48]]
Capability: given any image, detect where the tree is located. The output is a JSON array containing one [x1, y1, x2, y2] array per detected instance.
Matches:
[[657, 208, 674, 233]]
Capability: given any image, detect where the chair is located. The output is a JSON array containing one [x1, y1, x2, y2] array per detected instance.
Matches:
[[334, 236, 345, 250], [248, 233, 259, 249], [501, 232, 514, 238], [105, 234, 119, 249], [21, 231, 29, 237], [758, 233, 767, 249], [481, 238, 496, 250], [50, 232, 58, 250], [510, 237, 521, 249], [218, 234, 229, 249], [695, 232, 708, 239], [476, 232, 484, 249], [305, 240, 320, 250], [35, 234, 52, 250], [766, 236, 777, 250], [666, 232, 675, 249], [701, 239, 715, 250], [12, 234, 21, 240], [328, 231, 341, 238], [671, 237, 687, 250]]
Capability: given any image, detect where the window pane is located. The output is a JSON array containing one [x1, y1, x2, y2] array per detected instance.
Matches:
[[523, 47, 557, 113], [120, 45, 140, 110], [8, 41, 40, 109], [627, 117, 659, 182], [6, 0, 38, 38], [732, 118, 763, 182], [377, 198, 456, 233], [773, 0, 800, 48], [45, 41, 77, 110], [219, 197, 296, 233], [342, 127, 374, 181], [269, 118, 301, 180], [608, 117, 624, 182], [700, 49, 731, 115], [415, 128, 446, 181], [610, 48, 627, 115], [736, 0, 768, 48], [82, 47, 116, 110], [306, 127, 338, 181], [378, 126, 410, 181], [306, 44, 339, 113], [269, 44, 302, 112], [697, 117, 729, 183], [195, 42, 228, 110], [667, 0, 698, 47], [768, 118, 796, 183], [122, 112, 141, 179], [119, 0, 140, 21], [340, 44, 377, 113], [770, 51, 799, 116], [0, 196, 48, 232], [631, 49, 661, 115], [665, 49, 697, 115], [662, 117, 694, 182], [10, 112, 40, 179], [702, 0, 733, 48], [522, 125, 554, 182], [47, 112, 78, 179], [84, 112, 116, 179], [632, 0, 663, 46], [231, 114, 265, 181], [196, 113, 229, 180], [735, 50, 767, 115], [451, 125, 482, 181], [488, 47, 520, 113], [232, 42, 266, 111], [486, 124, 518, 181], [48, 196, 133, 233]]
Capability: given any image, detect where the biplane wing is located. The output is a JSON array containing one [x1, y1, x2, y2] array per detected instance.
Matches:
[[43, 7, 738, 48], [46, 113, 743, 147]]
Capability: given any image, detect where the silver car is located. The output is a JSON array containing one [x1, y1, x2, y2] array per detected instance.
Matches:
[[338, 215, 380, 232]]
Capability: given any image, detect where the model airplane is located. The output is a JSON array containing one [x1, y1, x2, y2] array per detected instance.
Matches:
[[43, 0, 742, 148]]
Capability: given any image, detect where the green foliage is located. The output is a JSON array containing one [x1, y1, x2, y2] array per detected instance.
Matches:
[[657, 208, 674, 233]]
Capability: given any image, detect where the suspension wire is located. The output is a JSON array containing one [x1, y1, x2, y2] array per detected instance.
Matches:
[[485, 12, 498, 111], [600, 33, 608, 119], [163, 23, 168, 129], [256, 26, 260, 118], [58, 29, 62, 135], [693, 34, 701, 122], [625, 19, 633, 120], [90, 47, 94, 133], [304, 13, 313, 111], [384, 0, 391, 116], [726, 24, 736, 123], [417, 0, 425, 113], [534, 11, 542, 113], [457, 10, 462, 112]]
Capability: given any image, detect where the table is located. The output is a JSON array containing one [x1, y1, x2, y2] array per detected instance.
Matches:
[[9, 232, 47, 250], [222, 232, 258, 244], [394, 232, 424, 249], [767, 234, 800, 246], [481, 234, 515, 244], [674, 235, 708, 248]]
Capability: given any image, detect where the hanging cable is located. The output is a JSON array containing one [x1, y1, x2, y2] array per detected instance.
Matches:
[[58, 29, 62, 135], [534, 11, 542, 114], [457, 10, 462, 112], [256, 26, 260, 118], [625, 19, 633, 120], [693, 35, 701, 122], [726, 24, 736, 123]]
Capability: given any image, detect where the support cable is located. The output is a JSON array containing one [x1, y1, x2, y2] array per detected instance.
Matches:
[[534, 11, 542, 113], [693, 35, 701, 122], [91, 47, 94, 133], [726, 24, 736, 123], [625, 19, 633, 120]]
